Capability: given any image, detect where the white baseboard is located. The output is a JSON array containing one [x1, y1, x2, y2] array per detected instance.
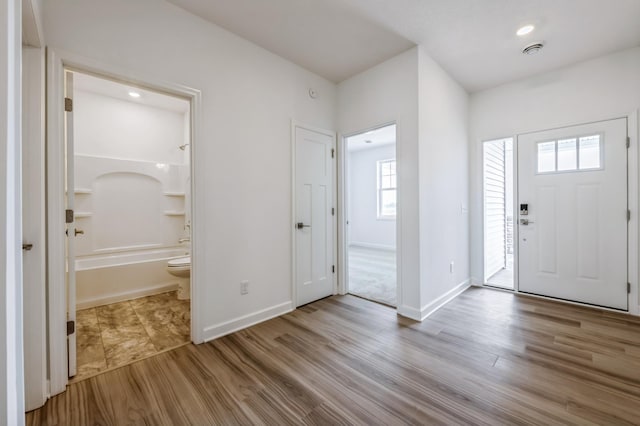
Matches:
[[76, 282, 179, 309], [397, 304, 422, 321], [349, 242, 396, 251], [396, 279, 471, 322], [202, 301, 293, 342], [419, 279, 471, 321], [471, 276, 484, 286]]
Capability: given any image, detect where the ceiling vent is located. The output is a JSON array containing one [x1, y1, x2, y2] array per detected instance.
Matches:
[[522, 42, 544, 55]]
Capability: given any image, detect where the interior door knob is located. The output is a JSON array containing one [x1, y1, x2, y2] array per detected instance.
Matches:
[[74, 228, 85, 236], [22, 243, 33, 251], [296, 222, 311, 229]]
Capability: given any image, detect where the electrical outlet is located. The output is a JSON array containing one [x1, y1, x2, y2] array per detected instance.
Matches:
[[240, 280, 249, 295], [449, 261, 454, 274]]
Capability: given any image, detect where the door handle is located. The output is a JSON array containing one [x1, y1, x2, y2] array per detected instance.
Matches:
[[296, 222, 311, 229], [22, 243, 33, 251], [520, 219, 535, 226], [74, 228, 85, 236]]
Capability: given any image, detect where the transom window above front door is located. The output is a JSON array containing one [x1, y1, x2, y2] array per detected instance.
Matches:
[[537, 134, 603, 174]]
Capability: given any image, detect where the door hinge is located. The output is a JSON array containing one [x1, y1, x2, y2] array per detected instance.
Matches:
[[67, 320, 75, 336], [628, 282, 631, 294], [331, 148, 335, 159], [332, 265, 335, 273], [66, 209, 74, 224], [626, 136, 631, 148], [64, 97, 73, 112], [331, 207, 335, 216], [628, 209, 631, 222]]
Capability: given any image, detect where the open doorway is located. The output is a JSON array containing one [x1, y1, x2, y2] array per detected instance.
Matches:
[[483, 137, 515, 289], [344, 124, 397, 306], [66, 70, 192, 381]]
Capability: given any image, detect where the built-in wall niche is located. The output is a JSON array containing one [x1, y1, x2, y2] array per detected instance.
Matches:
[[74, 154, 189, 256]]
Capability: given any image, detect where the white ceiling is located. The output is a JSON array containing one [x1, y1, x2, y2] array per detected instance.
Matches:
[[166, 0, 640, 92], [73, 72, 190, 113], [166, 0, 415, 83], [347, 124, 396, 152]]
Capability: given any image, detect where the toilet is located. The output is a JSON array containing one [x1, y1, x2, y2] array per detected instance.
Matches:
[[167, 256, 191, 300]]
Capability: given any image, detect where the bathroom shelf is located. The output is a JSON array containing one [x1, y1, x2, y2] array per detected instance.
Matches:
[[163, 192, 186, 197], [75, 212, 93, 218], [74, 188, 93, 194], [164, 211, 186, 216]]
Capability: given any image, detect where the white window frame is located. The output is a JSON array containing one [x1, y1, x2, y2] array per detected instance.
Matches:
[[377, 158, 396, 219], [536, 133, 604, 175]]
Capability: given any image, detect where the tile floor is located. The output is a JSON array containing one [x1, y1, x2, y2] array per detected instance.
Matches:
[[74, 291, 190, 382]]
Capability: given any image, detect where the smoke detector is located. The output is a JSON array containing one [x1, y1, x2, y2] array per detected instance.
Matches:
[[522, 42, 544, 55], [365, 140, 373, 144]]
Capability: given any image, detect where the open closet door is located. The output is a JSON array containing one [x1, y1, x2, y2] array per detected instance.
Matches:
[[65, 70, 77, 377]]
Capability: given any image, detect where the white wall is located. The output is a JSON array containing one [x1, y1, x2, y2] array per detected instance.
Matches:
[[338, 47, 421, 315], [44, 0, 337, 343], [348, 144, 396, 250], [74, 90, 188, 164], [469, 48, 640, 300], [1, 0, 25, 423], [417, 47, 470, 313], [21, 0, 44, 47]]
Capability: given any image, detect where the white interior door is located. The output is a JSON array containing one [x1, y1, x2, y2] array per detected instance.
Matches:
[[518, 118, 628, 310], [295, 126, 335, 307], [65, 71, 77, 377], [22, 47, 47, 410]]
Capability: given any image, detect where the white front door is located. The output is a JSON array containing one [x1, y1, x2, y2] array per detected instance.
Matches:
[[295, 126, 335, 307], [64, 70, 78, 376], [517, 118, 628, 310]]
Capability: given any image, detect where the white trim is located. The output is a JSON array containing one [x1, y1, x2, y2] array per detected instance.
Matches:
[[75, 283, 179, 310], [396, 279, 470, 321], [46, 48, 203, 396], [337, 132, 348, 295], [1, 0, 24, 421], [338, 122, 401, 306], [627, 111, 638, 315], [46, 47, 67, 397], [471, 276, 484, 287], [419, 279, 471, 321], [396, 304, 422, 321], [203, 302, 293, 342], [349, 242, 396, 251], [290, 121, 337, 307]]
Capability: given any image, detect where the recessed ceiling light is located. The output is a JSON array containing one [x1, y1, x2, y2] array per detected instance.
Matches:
[[517, 25, 535, 36], [522, 42, 544, 55], [128, 91, 141, 98]]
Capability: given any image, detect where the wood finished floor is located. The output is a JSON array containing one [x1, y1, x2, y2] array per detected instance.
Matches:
[[27, 288, 640, 425]]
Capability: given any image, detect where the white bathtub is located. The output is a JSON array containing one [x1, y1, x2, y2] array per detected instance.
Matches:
[[76, 247, 189, 309]]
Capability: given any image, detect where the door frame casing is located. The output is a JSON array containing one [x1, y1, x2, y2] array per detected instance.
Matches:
[[481, 112, 639, 316], [290, 121, 337, 307], [337, 122, 401, 308], [46, 48, 204, 396]]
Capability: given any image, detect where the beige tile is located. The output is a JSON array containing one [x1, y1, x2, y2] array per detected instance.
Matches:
[[75, 308, 108, 378], [75, 292, 191, 377], [96, 302, 158, 368], [132, 291, 190, 351]]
